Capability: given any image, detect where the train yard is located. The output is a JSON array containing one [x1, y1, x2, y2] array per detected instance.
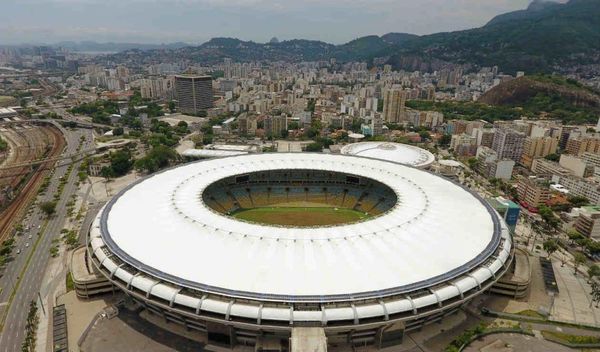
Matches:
[[0, 124, 65, 243]]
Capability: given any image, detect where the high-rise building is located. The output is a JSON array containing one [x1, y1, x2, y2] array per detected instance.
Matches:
[[139, 77, 175, 100], [475, 147, 514, 180], [516, 176, 551, 207], [382, 89, 407, 123], [520, 136, 559, 168], [472, 128, 495, 148], [574, 206, 600, 241], [371, 114, 384, 136], [265, 115, 288, 137], [175, 75, 213, 114], [565, 137, 600, 156], [531, 159, 571, 178], [554, 175, 600, 205], [491, 128, 525, 163], [237, 113, 257, 136]]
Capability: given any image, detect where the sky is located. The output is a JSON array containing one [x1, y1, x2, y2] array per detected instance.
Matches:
[[0, 0, 536, 45]]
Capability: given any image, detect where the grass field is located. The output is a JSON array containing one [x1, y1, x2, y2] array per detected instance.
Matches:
[[232, 206, 370, 226]]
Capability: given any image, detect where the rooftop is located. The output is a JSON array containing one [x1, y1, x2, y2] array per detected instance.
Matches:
[[341, 142, 435, 169], [99, 153, 500, 300]]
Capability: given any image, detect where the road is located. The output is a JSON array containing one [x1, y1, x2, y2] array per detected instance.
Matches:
[[0, 127, 94, 352]]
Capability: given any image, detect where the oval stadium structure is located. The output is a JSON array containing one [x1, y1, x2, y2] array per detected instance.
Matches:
[[340, 142, 435, 169], [87, 153, 513, 349]]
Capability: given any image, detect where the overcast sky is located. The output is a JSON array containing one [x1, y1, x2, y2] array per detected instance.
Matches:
[[0, 0, 535, 45]]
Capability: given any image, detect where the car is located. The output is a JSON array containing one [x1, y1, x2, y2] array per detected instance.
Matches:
[[25, 243, 29, 248], [16, 249, 21, 254], [28, 235, 32, 239], [37, 225, 41, 229]]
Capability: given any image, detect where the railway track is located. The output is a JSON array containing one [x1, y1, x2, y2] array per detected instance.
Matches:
[[1, 127, 52, 190], [0, 126, 65, 243]]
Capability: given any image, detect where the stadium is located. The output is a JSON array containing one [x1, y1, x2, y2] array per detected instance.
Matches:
[[340, 141, 435, 169], [86, 153, 513, 350]]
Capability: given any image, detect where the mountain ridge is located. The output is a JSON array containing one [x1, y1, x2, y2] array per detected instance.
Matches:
[[96, 0, 600, 73]]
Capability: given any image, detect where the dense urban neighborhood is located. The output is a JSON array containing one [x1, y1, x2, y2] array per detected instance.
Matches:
[[1, 0, 600, 351]]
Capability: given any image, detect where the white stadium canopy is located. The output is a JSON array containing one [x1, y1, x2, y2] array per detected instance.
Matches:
[[341, 142, 435, 169], [96, 153, 505, 301]]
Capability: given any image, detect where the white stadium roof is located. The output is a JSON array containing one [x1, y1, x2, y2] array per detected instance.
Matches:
[[97, 153, 504, 302], [341, 142, 435, 169], [181, 148, 248, 158]]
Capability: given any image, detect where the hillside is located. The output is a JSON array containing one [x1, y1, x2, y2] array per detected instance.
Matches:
[[106, 0, 600, 73], [381, 33, 420, 46], [485, 0, 562, 26], [478, 75, 600, 123], [387, 0, 600, 73]]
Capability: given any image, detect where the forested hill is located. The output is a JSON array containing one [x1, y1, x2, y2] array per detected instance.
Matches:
[[107, 0, 600, 74], [478, 75, 600, 124]]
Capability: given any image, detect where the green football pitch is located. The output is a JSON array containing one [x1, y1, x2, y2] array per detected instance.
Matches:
[[231, 206, 371, 227]]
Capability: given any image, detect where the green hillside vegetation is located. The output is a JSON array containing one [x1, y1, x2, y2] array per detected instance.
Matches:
[[387, 0, 600, 73], [478, 75, 600, 124], [107, 0, 599, 74], [406, 100, 523, 123], [407, 75, 600, 125]]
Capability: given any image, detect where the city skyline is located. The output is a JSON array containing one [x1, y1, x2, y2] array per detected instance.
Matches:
[[0, 0, 540, 45]]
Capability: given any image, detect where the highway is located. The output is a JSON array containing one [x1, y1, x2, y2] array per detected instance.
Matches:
[[0, 127, 94, 352]]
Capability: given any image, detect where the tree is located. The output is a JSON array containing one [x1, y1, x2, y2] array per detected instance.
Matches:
[[543, 239, 559, 259], [574, 253, 587, 275], [305, 99, 316, 112], [438, 133, 452, 148], [567, 229, 585, 245], [587, 264, 600, 283], [591, 282, 600, 308], [168, 101, 176, 113], [305, 142, 323, 152], [135, 145, 178, 173], [112, 127, 124, 136], [108, 150, 133, 177], [539, 205, 560, 231], [39, 201, 57, 217], [419, 130, 431, 141], [586, 240, 600, 256], [100, 166, 115, 180], [175, 121, 189, 135], [576, 237, 591, 251], [127, 106, 139, 117], [568, 195, 589, 208], [305, 126, 320, 139], [202, 134, 213, 145], [467, 157, 479, 170], [544, 153, 560, 162]]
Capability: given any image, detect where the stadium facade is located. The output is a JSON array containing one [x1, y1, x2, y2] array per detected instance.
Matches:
[[86, 153, 513, 350]]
